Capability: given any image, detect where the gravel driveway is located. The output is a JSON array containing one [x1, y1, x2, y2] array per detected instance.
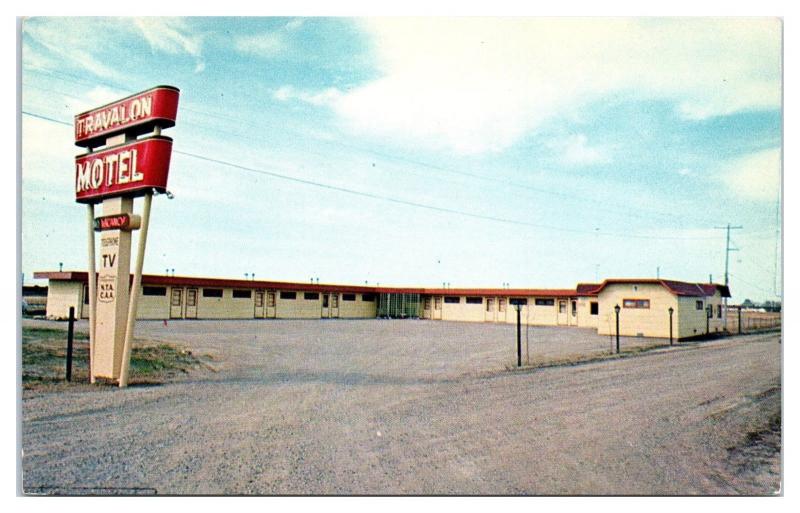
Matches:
[[21, 319, 781, 495]]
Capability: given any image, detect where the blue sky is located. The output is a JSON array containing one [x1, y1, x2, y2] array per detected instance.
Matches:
[[20, 17, 783, 302]]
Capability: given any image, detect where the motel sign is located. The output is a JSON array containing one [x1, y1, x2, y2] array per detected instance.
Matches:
[[74, 85, 179, 387]]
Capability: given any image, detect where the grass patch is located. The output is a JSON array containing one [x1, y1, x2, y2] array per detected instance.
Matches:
[[22, 327, 204, 390]]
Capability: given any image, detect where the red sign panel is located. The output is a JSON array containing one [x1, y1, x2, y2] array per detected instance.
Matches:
[[75, 136, 173, 204], [74, 86, 180, 148]]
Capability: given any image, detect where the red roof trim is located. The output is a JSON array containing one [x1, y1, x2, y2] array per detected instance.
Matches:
[[588, 278, 730, 298], [33, 271, 577, 297], [34, 271, 729, 298]]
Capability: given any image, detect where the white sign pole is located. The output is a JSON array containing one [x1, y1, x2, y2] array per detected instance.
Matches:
[[118, 192, 153, 388], [86, 203, 97, 383]]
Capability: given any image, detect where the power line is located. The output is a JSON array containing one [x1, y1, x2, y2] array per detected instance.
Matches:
[[22, 108, 726, 242], [728, 272, 778, 298], [23, 67, 719, 226]]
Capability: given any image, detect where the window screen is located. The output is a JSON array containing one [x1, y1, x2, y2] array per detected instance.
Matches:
[[202, 288, 223, 298]]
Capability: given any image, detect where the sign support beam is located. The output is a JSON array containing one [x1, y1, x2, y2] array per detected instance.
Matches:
[[86, 203, 97, 383], [119, 192, 153, 388]]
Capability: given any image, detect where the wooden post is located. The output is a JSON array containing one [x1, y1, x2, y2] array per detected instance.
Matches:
[[119, 193, 153, 388], [86, 203, 97, 383]]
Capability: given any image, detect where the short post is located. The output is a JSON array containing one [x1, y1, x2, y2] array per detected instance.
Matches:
[[668, 307, 674, 346], [706, 306, 711, 335], [516, 304, 522, 367], [614, 304, 621, 354], [66, 306, 75, 382], [738, 305, 742, 334]]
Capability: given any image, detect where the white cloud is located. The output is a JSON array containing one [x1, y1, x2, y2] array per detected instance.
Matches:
[[132, 18, 205, 73], [234, 20, 305, 58], [285, 19, 304, 31], [273, 85, 343, 106], [235, 32, 285, 58], [23, 19, 122, 80], [331, 18, 781, 155], [23, 18, 207, 78], [546, 134, 610, 166], [721, 148, 781, 202]]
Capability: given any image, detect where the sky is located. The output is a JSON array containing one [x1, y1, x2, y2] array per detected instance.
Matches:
[[19, 16, 783, 303]]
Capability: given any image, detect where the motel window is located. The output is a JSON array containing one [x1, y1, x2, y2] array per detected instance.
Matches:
[[535, 298, 554, 306], [717, 305, 722, 318], [255, 292, 264, 307], [232, 289, 251, 299], [362, 293, 376, 302], [280, 291, 297, 300], [423, 297, 431, 310], [590, 302, 599, 315], [486, 298, 494, 311], [466, 297, 483, 305], [203, 288, 223, 298], [142, 286, 167, 296], [434, 297, 442, 310], [444, 296, 461, 304], [171, 289, 182, 306], [498, 298, 507, 312], [267, 291, 276, 307], [623, 299, 650, 309], [696, 300, 704, 310], [304, 292, 320, 301], [342, 293, 356, 302], [509, 298, 528, 306]]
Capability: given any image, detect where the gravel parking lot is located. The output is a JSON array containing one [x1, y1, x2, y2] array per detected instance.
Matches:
[[21, 319, 781, 495]]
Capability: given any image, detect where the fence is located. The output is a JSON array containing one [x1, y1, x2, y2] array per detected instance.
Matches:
[[724, 307, 781, 333]]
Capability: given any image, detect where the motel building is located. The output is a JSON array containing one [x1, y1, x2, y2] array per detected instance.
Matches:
[[34, 271, 730, 340]]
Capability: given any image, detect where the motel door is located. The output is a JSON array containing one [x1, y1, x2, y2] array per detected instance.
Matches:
[[497, 298, 508, 323], [254, 290, 265, 318], [485, 297, 496, 322], [422, 296, 432, 319], [557, 300, 569, 325], [330, 293, 340, 318], [169, 287, 183, 319], [265, 291, 277, 318], [571, 299, 577, 326], [433, 296, 443, 320], [185, 288, 198, 319], [321, 294, 330, 318]]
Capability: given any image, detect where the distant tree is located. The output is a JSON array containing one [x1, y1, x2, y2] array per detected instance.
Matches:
[[763, 300, 782, 313], [742, 298, 755, 308]]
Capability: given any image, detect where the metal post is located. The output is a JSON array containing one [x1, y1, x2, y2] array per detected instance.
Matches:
[[615, 304, 620, 354], [66, 306, 75, 382], [738, 305, 742, 334], [86, 204, 97, 383], [119, 193, 153, 388], [706, 306, 710, 336], [668, 307, 674, 346], [516, 305, 522, 367]]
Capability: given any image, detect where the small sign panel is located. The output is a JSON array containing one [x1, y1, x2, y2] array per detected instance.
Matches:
[[74, 86, 180, 148], [75, 136, 173, 204], [94, 213, 142, 232]]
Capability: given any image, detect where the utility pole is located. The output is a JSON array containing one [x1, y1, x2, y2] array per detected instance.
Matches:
[[714, 223, 743, 333]]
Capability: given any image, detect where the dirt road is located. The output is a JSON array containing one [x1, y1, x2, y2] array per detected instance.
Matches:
[[21, 320, 781, 495]]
